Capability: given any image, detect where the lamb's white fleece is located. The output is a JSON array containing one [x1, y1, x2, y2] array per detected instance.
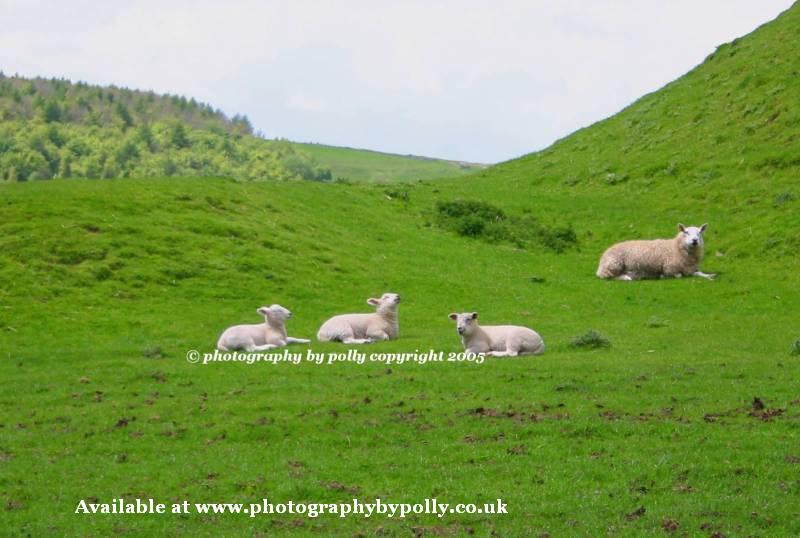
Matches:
[[449, 312, 544, 357], [217, 304, 310, 351], [317, 293, 400, 344]]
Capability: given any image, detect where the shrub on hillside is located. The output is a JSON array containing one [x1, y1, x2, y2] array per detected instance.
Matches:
[[570, 330, 611, 349], [434, 199, 578, 253]]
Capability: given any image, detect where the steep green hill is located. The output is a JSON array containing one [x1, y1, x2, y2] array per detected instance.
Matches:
[[297, 142, 485, 183], [477, 3, 800, 196], [2, 4, 800, 537]]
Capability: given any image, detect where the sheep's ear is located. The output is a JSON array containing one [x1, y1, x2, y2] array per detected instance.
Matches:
[[677, 223, 686, 232], [470, 312, 478, 320], [257, 307, 269, 315], [700, 223, 708, 233], [367, 298, 380, 306], [448, 313, 458, 320]]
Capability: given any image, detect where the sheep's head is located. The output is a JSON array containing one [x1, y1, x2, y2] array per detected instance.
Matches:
[[367, 293, 401, 314], [677, 223, 708, 251], [448, 312, 478, 336], [257, 304, 292, 323]]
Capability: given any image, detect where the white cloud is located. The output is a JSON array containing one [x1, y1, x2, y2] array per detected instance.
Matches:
[[0, 0, 793, 162]]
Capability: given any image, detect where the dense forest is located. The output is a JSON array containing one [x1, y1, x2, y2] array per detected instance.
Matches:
[[0, 73, 332, 181]]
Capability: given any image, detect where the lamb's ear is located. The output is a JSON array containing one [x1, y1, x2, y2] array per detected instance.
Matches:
[[677, 223, 686, 233], [470, 312, 478, 320], [700, 223, 708, 233], [367, 298, 380, 306], [448, 313, 458, 321], [257, 307, 269, 316]]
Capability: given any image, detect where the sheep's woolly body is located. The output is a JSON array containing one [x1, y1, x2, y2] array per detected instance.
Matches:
[[461, 324, 545, 357], [317, 293, 401, 344], [317, 312, 397, 342], [217, 305, 310, 351], [449, 313, 544, 357], [597, 232, 704, 280], [217, 320, 287, 351]]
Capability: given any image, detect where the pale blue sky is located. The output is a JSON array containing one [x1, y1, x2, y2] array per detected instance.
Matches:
[[0, 1, 793, 162]]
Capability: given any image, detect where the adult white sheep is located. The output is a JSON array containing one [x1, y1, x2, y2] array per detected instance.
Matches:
[[317, 293, 400, 344], [448, 312, 545, 357], [217, 304, 310, 351], [596, 223, 715, 281]]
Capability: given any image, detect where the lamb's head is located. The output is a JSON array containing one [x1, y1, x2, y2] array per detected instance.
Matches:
[[367, 292, 401, 316], [448, 312, 478, 336], [257, 304, 292, 324], [677, 223, 708, 252]]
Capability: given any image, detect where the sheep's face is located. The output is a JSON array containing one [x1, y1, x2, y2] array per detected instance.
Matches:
[[367, 293, 401, 311], [257, 304, 292, 322], [448, 312, 478, 336], [677, 223, 708, 250]]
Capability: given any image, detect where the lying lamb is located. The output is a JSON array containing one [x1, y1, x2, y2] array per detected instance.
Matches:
[[317, 292, 400, 344], [448, 312, 545, 357], [596, 223, 715, 281], [217, 304, 310, 351]]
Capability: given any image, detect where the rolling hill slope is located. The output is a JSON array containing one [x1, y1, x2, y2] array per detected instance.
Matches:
[[297, 142, 485, 183], [474, 2, 800, 193], [1, 4, 800, 537]]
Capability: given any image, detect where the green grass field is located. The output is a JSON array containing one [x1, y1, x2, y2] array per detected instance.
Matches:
[[296, 143, 486, 183], [1, 173, 798, 536], [2, 4, 800, 537]]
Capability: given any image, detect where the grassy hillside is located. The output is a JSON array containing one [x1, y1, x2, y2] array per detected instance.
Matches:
[[2, 174, 798, 536], [480, 2, 800, 198], [297, 142, 485, 183], [2, 4, 800, 537]]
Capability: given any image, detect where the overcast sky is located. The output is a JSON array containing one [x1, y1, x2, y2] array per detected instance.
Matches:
[[0, 1, 793, 163]]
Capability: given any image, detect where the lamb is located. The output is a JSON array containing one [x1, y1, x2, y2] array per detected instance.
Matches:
[[317, 292, 401, 344], [596, 223, 715, 281], [448, 312, 545, 357], [217, 304, 310, 351]]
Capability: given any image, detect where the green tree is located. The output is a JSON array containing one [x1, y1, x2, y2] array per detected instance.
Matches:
[[39, 100, 62, 123], [115, 102, 134, 129], [135, 124, 155, 151], [115, 140, 139, 167], [169, 123, 189, 148], [57, 152, 72, 178]]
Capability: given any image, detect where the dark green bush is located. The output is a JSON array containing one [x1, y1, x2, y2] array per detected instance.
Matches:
[[456, 216, 486, 237], [436, 199, 505, 222], [570, 330, 611, 349], [434, 199, 578, 253]]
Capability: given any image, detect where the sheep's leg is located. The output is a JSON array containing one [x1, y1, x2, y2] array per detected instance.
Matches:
[[286, 337, 311, 344], [247, 343, 278, 352], [488, 350, 511, 357], [616, 274, 633, 281], [365, 330, 390, 342], [341, 337, 372, 344], [693, 271, 715, 280]]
